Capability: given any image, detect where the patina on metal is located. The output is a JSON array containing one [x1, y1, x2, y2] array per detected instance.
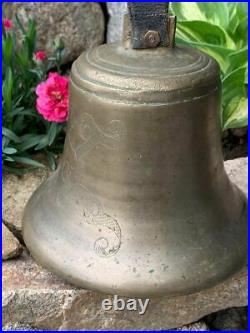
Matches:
[[22, 2, 247, 297]]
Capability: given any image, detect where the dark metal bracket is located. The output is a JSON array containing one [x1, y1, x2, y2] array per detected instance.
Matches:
[[127, 2, 174, 49]]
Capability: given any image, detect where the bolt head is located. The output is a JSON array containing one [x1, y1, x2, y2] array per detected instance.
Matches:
[[144, 30, 160, 48]]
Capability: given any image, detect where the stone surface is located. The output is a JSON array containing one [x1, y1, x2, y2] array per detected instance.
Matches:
[[2, 252, 247, 330], [3, 2, 104, 63], [2, 223, 23, 260], [205, 307, 248, 331], [2, 321, 209, 332], [175, 321, 209, 331], [224, 157, 248, 197], [2, 168, 49, 240], [3, 323, 37, 331], [107, 2, 127, 43]]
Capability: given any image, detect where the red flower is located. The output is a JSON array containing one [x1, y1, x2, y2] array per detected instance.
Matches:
[[34, 51, 47, 61], [36, 73, 69, 123], [3, 18, 12, 30]]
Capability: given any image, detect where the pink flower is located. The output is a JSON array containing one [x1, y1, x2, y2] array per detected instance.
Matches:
[[36, 73, 69, 123], [34, 50, 47, 61], [3, 18, 13, 30]]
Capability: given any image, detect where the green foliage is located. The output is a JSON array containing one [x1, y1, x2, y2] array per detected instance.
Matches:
[[2, 16, 66, 173], [171, 2, 248, 130]]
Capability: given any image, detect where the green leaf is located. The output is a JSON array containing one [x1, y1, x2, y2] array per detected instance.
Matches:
[[4, 156, 15, 162], [222, 66, 247, 129], [18, 134, 45, 151], [222, 66, 247, 112], [235, 2, 248, 24], [223, 97, 248, 130], [227, 47, 248, 75], [25, 19, 36, 58], [171, 2, 230, 29], [13, 95, 25, 109], [12, 115, 25, 134], [15, 48, 29, 72], [10, 108, 39, 118], [46, 151, 57, 171], [227, 3, 248, 46], [12, 156, 45, 168], [2, 34, 14, 67], [2, 127, 21, 143], [234, 17, 248, 48], [176, 20, 235, 49], [34, 135, 49, 150], [2, 147, 18, 155], [2, 68, 13, 113], [175, 37, 232, 73], [47, 122, 58, 146], [196, 3, 230, 30], [2, 136, 10, 149], [29, 69, 44, 81], [227, 3, 238, 35], [244, 68, 248, 85], [171, 2, 207, 22]]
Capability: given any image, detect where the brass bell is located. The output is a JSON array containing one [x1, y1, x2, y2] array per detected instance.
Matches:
[[23, 3, 247, 297]]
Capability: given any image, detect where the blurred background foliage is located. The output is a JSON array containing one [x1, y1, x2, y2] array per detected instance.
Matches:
[[171, 2, 248, 130]]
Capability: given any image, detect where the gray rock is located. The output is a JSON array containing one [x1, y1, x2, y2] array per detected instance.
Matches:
[[224, 157, 248, 197], [205, 307, 248, 331], [3, 2, 104, 63], [2, 223, 22, 260], [2, 253, 247, 330], [3, 323, 37, 331], [176, 321, 210, 331], [2, 169, 49, 240], [107, 2, 127, 43]]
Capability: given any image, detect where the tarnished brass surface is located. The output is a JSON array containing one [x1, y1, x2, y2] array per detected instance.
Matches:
[[22, 43, 247, 297]]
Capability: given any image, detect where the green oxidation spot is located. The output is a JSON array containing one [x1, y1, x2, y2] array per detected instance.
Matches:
[[149, 269, 154, 273]]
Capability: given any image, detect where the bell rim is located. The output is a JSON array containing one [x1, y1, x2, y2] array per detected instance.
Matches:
[[22, 174, 248, 298]]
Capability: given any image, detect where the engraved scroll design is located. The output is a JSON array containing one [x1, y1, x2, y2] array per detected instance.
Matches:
[[68, 113, 126, 161], [60, 161, 121, 257], [59, 113, 124, 257], [81, 185, 121, 258]]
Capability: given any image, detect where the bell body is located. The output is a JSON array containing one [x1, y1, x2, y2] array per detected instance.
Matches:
[[23, 44, 247, 297]]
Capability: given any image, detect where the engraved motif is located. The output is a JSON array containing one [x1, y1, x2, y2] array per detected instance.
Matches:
[[59, 113, 123, 257], [68, 113, 126, 161], [79, 184, 121, 258], [58, 159, 122, 257], [83, 210, 122, 258]]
